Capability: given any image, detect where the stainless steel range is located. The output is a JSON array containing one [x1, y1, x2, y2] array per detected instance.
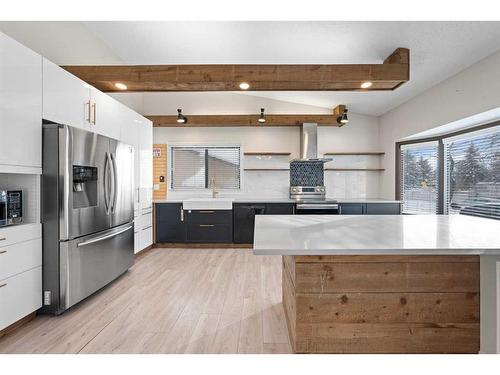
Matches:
[[289, 123, 339, 214]]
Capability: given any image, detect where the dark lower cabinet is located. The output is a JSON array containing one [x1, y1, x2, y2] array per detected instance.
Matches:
[[185, 209, 233, 243], [265, 203, 295, 215], [339, 202, 402, 215], [233, 204, 266, 244], [339, 203, 365, 215], [156, 201, 401, 245], [365, 203, 401, 215], [233, 203, 295, 244], [155, 203, 185, 242]]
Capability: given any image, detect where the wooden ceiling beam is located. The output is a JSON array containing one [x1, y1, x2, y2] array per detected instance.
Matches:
[[147, 113, 343, 127], [61, 48, 409, 92]]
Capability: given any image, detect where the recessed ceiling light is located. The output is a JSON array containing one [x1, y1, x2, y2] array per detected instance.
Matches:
[[114, 82, 128, 90], [360, 81, 373, 89], [239, 82, 250, 90], [258, 108, 266, 123]]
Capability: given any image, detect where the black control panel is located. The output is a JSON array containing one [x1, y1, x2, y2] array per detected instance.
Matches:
[[7, 190, 22, 221], [73, 166, 98, 182]]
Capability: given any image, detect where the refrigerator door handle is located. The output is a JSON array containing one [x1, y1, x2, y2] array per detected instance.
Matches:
[[110, 153, 118, 213], [77, 225, 133, 247], [104, 152, 111, 215]]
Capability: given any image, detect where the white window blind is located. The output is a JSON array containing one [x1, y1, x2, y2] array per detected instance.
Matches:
[[444, 126, 500, 220], [207, 147, 241, 189], [400, 141, 439, 214], [171, 146, 241, 190]]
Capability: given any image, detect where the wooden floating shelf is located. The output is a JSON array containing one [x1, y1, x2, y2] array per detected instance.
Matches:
[[324, 152, 385, 156], [244, 168, 290, 171], [244, 152, 291, 156], [325, 168, 385, 171]]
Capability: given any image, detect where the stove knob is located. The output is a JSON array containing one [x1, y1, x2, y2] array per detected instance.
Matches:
[[292, 187, 298, 193]]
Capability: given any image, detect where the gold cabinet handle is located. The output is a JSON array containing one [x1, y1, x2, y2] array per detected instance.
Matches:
[[0, 250, 7, 254], [0, 283, 6, 288], [91, 102, 96, 124], [199, 224, 215, 227], [85, 100, 91, 123]]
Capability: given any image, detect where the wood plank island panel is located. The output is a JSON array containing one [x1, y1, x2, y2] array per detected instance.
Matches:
[[153, 144, 168, 200], [282, 255, 480, 353]]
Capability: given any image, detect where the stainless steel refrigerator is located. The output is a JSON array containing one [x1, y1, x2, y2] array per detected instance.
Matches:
[[41, 124, 135, 315]]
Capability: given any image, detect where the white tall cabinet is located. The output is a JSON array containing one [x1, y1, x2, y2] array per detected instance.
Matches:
[[0, 32, 42, 173], [0, 33, 43, 332], [0, 31, 153, 332], [119, 110, 154, 253]]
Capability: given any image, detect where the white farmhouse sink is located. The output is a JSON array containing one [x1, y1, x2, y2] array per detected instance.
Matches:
[[183, 198, 234, 210]]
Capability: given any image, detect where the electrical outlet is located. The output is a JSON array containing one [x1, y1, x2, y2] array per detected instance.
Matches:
[[44, 291, 51, 305]]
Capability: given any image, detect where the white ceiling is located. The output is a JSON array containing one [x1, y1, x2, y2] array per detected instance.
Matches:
[[1, 21, 500, 116]]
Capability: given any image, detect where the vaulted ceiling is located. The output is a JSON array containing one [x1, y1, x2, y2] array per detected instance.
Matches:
[[1, 21, 499, 116]]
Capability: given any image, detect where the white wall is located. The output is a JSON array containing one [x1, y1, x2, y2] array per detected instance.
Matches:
[[379, 50, 500, 199], [153, 112, 381, 200], [112, 89, 382, 200]]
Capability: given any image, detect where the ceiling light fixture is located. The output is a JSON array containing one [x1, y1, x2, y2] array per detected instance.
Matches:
[[337, 108, 348, 125], [177, 108, 187, 124], [258, 108, 266, 124], [360, 81, 373, 89], [114, 82, 128, 90], [239, 82, 250, 90]]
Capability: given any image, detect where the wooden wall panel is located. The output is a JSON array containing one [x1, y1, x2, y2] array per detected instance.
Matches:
[[296, 292, 479, 323], [153, 144, 167, 200], [294, 261, 479, 293], [283, 255, 480, 354], [295, 322, 479, 354]]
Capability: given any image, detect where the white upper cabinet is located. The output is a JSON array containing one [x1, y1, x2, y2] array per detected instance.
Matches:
[[42, 58, 92, 131], [0, 32, 42, 170], [89, 87, 122, 140]]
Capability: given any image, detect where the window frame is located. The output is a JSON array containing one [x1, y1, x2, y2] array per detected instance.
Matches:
[[395, 120, 500, 214], [168, 144, 243, 191]]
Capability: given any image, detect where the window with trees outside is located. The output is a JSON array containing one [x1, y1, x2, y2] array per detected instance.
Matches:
[[400, 141, 439, 214], [398, 123, 500, 219], [444, 127, 500, 219]]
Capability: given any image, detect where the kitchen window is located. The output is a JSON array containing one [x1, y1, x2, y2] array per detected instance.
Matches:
[[170, 146, 241, 190], [444, 127, 500, 219], [399, 141, 439, 214], [397, 122, 500, 219]]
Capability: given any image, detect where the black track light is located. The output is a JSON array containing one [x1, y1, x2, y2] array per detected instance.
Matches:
[[177, 108, 187, 124], [258, 108, 266, 124], [337, 108, 348, 125]]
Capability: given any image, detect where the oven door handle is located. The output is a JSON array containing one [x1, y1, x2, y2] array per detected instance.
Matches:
[[296, 204, 339, 210]]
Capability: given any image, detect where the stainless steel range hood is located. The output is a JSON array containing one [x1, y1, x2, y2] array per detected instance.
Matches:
[[291, 123, 332, 162]]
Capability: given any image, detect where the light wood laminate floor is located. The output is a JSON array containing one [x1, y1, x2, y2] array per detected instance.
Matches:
[[0, 248, 292, 354]]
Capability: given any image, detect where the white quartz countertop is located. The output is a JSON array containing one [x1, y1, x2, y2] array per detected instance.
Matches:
[[253, 214, 500, 255], [154, 198, 402, 204]]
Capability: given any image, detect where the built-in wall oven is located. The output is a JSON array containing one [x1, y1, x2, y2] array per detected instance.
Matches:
[[295, 202, 339, 215]]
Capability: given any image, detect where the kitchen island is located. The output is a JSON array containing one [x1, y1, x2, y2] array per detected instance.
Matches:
[[253, 215, 500, 354]]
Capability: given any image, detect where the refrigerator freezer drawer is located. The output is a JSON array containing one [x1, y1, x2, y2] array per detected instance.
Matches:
[[59, 223, 134, 312]]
